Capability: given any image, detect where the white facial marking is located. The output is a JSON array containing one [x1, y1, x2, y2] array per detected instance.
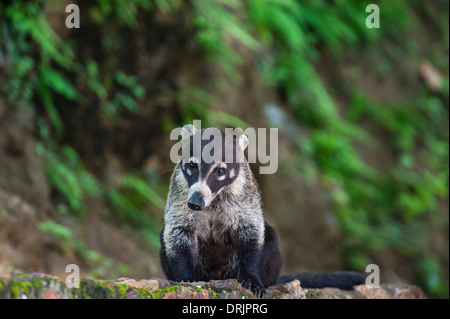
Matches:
[[238, 134, 249, 151], [189, 157, 200, 163], [215, 163, 227, 181], [185, 157, 199, 177], [229, 168, 235, 179], [217, 185, 226, 194], [188, 181, 212, 207], [181, 125, 196, 142]]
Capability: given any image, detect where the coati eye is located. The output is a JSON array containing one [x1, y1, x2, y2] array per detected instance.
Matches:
[[217, 168, 226, 176], [189, 161, 198, 169]]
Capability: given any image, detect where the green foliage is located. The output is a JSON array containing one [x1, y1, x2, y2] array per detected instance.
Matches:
[[37, 141, 164, 249], [119, 174, 165, 209], [177, 86, 251, 129], [418, 258, 449, 298], [103, 71, 146, 116], [38, 220, 129, 278], [272, 2, 445, 298], [106, 172, 165, 249], [192, 0, 258, 83], [90, 0, 153, 27], [1, 1, 77, 134], [38, 220, 74, 243], [37, 143, 101, 216], [1, 0, 148, 135], [1, 0, 165, 277]]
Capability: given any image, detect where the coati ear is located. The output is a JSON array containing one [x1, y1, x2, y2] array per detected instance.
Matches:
[[181, 124, 196, 142], [238, 134, 249, 151]]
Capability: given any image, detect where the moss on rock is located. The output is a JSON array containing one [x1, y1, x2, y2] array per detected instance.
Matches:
[[0, 272, 426, 299]]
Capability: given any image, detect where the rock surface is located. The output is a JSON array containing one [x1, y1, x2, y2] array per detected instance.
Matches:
[[0, 273, 425, 299]]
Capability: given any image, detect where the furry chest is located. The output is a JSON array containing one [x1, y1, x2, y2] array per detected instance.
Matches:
[[198, 241, 237, 279], [193, 217, 239, 280]]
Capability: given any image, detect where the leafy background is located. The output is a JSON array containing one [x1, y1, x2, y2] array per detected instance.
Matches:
[[0, 0, 448, 298]]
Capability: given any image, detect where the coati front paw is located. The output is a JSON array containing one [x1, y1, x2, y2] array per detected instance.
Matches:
[[239, 276, 266, 298]]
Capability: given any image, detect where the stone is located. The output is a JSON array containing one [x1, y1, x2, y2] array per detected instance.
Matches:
[[354, 283, 427, 299], [305, 287, 362, 299], [44, 289, 60, 299], [0, 272, 426, 299], [268, 279, 305, 299]]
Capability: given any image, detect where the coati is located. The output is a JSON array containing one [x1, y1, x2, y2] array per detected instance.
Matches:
[[160, 125, 364, 297]]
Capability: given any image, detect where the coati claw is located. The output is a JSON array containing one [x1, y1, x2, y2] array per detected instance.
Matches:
[[240, 278, 266, 298]]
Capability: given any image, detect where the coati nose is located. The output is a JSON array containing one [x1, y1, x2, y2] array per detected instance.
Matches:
[[188, 192, 204, 211]]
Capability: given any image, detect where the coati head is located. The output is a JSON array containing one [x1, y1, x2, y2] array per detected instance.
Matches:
[[179, 125, 249, 211]]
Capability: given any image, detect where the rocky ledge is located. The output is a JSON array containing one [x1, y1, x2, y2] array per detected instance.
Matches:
[[0, 273, 425, 299]]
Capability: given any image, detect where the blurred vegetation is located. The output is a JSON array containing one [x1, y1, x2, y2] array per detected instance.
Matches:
[[0, 0, 448, 297]]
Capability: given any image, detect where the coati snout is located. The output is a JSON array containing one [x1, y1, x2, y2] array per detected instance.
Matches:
[[187, 191, 204, 211]]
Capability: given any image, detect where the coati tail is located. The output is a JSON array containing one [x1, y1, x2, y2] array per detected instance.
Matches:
[[277, 271, 365, 290]]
